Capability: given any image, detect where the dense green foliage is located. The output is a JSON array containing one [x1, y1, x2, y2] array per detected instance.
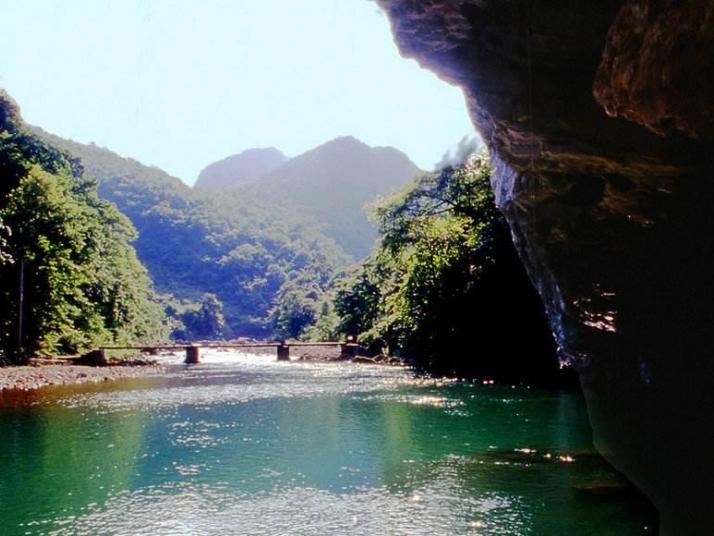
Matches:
[[172, 293, 226, 340], [0, 217, 10, 264], [330, 155, 560, 380], [332, 155, 498, 351], [34, 129, 349, 339], [0, 92, 167, 362]]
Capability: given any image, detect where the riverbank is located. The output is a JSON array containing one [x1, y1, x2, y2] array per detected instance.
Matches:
[[0, 350, 405, 392], [0, 361, 162, 392]]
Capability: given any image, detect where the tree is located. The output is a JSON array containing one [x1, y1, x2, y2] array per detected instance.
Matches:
[[0, 91, 167, 362], [270, 282, 319, 340], [332, 154, 561, 381], [177, 293, 226, 340], [0, 217, 10, 264], [334, 267, 381, 338]]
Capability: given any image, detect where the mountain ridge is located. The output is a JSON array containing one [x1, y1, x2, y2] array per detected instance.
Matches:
[[203, 136, 421, 258], [250, 136, 421, 258], [195, 147, 288, 190]]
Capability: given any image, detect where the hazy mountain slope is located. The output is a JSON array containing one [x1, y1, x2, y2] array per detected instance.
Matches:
[[31, 128, 348, 337], [195, 147, 288, 190], [31, 128, 191, 221], [244, 136, 420, 258]]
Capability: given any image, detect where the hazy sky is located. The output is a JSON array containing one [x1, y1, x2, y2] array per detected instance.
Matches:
[[0, 0, 475, 184]]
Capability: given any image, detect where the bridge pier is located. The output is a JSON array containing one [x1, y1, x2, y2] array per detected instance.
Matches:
[[185, 345, 200, 364], [340, 343, 359, 359], [79, 349, 107, 366], [277, 344, 290, 361]]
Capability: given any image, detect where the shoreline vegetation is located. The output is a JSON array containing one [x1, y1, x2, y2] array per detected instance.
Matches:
[[0, 91, 169, 365]]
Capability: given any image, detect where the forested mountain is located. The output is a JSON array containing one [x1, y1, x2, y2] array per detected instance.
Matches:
[[33, 128, 421, 339], [195, 147, 288, 190], [244, 137, 420, 259], [0, 91, 167, 362], [33, 128, 348, 339]]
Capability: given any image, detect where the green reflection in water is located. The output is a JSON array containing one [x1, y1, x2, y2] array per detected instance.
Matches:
[[0, 394, 147, 532], [0, 359, 656, 535]]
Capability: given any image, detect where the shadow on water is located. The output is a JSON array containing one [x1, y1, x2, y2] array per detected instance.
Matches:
[[0, 355, 657, 535]]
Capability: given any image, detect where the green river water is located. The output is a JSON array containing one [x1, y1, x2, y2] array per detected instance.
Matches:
[[0, 351, 656, 535]]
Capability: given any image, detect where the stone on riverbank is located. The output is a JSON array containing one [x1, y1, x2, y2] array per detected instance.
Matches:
[[0, 363, 160, 392]]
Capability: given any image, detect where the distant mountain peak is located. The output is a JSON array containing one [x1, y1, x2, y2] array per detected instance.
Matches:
[[310, 136, 375, 153], [245, 136, 421, 258], [195, 147, 288, 190], [323, 135, 365, 146]]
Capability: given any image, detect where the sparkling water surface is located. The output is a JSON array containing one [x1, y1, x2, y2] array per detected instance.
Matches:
[[0, 350, 656, 535]]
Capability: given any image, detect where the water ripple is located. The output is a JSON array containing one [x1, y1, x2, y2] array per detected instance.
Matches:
[[47, 478, 527, 536]]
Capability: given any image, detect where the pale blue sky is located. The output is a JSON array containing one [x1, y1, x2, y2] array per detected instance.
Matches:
[[0, 0, 475, 184]]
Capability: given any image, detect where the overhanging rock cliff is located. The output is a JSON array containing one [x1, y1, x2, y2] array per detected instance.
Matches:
[[377, 1, 714, 533]]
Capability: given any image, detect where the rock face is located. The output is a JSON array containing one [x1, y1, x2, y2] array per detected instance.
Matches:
[[377, 1, 714, 533], [594, 1, 714, 142]]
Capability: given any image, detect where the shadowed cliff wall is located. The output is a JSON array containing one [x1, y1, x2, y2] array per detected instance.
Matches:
[[377, 1, 714, 533]]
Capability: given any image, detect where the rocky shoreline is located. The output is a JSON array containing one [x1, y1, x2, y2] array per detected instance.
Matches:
[[0, 348, 406, 393], [0, 361, 162, 392]]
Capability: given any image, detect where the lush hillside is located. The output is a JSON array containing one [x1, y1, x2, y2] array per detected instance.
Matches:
[[323, 154, 564, 382], [33, 128, 348, 339], [31, 128, 192, 217], [30, 130, 421, 339], [0, 92, 167, 362], [195, 147, 288, 190], [238, 136, 420, 259]]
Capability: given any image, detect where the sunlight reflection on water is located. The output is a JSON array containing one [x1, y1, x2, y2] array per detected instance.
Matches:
[[0, 350, 657, 535], [46, 477, 526, 536]]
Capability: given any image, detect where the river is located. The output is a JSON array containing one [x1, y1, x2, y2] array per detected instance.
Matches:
[[0, 350, 656, 535]]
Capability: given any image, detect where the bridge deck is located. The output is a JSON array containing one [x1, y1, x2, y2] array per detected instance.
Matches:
[[95, 341, 357, 364], [99, 342, 347, 351]]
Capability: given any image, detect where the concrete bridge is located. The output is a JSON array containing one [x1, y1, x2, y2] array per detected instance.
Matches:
[[96, 341, 359, 364]]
